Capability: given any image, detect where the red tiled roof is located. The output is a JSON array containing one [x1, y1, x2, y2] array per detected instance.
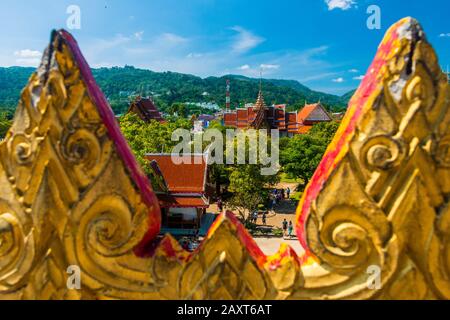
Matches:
[[128, 97, 165, 123], [158, 194, 209, 208], [297, 104, 317, 121], [224, 112, 237, 125], [297, 103, 331, 124], [221, 102, 331, 134], [145, 154, 207, 193], [237, 109, 248, 120]]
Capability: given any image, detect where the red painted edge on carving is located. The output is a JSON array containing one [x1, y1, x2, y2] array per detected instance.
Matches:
[[57, 30, 162, 255], [225, 211, 267, 265], [296, 19, 407, 257], [266, 244, 300, 271]]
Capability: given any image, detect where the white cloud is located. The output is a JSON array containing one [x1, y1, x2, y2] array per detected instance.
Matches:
[[187, 53, 203, 58], [230, 26, 265, 54], [238, 64, 250, 70], [260, 64, 280, 70], [439, 33, 450, 37], [13, 49, 42, 66], [160, 33, 188, 45], [14, 49, 42, 58], [353, 75, 364, 80], [325, 0, 356, 11], [134, 31, 144, 41], [332, 77, 345, 83], [348, 68, 359, 73]]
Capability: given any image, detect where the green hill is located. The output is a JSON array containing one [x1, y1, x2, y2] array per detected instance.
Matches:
[[0, 67, 35, 110], [341, 89, 357, 104], [0, 66, 349, 116]]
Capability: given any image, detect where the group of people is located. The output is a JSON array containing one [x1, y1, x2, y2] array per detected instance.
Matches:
[[250, 211, 267, 225], [267, 187, 291, 211], [217, 187, 292, 215], [282, 219, 294, 238], [216, 187, 294, 234]]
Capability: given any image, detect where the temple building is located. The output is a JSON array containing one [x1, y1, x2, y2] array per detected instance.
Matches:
[[128, 96, 165, 123], [145, 153, 215, 236], [223, 90, 332, 136]]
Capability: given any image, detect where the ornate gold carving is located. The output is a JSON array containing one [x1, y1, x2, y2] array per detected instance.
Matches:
[[295, 17, 450, 300], [0, 18, 449, 300]]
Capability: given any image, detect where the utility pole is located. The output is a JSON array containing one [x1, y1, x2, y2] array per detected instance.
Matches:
[[226, 79, 231, 112]]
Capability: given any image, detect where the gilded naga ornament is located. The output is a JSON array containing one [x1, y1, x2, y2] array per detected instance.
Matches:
[[0, 17, 449, 300]]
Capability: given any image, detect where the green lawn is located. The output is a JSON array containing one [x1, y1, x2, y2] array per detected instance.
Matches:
[[279, 172, 303, 184], [290, 191, 303, 202]]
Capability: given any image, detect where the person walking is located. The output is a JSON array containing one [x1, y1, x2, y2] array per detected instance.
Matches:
[[276, 192, 282, 204], [282, 219, 288, 236], [288, 221, 293, 238], [252, 211, 258, 224], [286, 187, 291, 199], [268, 195, 273, 211], [217, 198, 223, 213], [262, 212, 267, 225]]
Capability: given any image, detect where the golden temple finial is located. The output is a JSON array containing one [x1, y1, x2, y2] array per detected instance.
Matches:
[[254, 69, 265, 110], [254, 89, 266, 110]]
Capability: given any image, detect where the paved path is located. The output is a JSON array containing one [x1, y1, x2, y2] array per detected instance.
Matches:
[[254, 237, 305, 256], [209, 192, 304, 256]]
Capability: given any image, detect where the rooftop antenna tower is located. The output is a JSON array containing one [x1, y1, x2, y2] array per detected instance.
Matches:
[[259, 68, 262, 91], [226, 79, 231, 112]]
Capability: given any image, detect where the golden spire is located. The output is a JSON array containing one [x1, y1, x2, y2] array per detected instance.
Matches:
[[254, 70, 265, 110], [254, 89, 265, 110]]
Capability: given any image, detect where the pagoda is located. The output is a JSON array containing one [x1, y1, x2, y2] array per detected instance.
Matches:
[[250, 89, 268, 129], [223, 89, 332, 136], [127, 96, 165, 123]]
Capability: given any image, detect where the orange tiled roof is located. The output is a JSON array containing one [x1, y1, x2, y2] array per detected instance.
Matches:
[[297, 125, 313, 134], [158, 194, 209, 208], [297, 103, 331, 123], [297, 104, 318, 121], [145, 154, 207, 194]]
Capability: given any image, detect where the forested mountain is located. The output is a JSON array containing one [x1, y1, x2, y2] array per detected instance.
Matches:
[[341, 89, 357, 104], [0, 67, 35, 110], [0, 66, 349, 116]]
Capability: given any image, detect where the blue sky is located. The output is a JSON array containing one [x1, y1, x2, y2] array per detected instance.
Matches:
[[0, 0, 448, 95]]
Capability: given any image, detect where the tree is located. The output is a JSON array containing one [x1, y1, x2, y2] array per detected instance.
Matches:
[[119, 113, 192, 173], [280, 134, 327, 188], [168, 102, 188, 117], [309, 121, 340, 144], [0, 112, 12, 139], [227, 165, 277, 222], [279, 121, 340, 189]]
